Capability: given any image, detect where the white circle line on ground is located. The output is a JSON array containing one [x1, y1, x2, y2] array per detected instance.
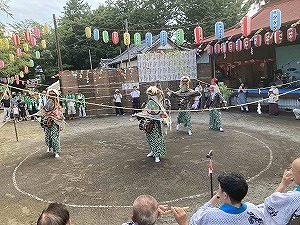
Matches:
[[12, 129, 273, 208], [233, 130, 273, 183]]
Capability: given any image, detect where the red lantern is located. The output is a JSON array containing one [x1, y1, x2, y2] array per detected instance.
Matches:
[[16, 48, 22, 56], [274, 30, 283, 44], [228, 41, 235, 53], [31, 36, 37, 46], [112, 31, 119, 45], [207, 45, 213, 55], [241, 16, 252, 37], [0, 60, 4, 68], [287, 27, 297, 42], [235, 39, 243, 52], [34, 28, 41, 39], [12, 33, 20, 46], [254, 34, 262, 47], [243, 38, 251, 50], [194, 26, 204, 44], [24, 66, 29, 74], [220, 43, 227, 54], [264, 32, 273, 45], [24, 30, 31, 42], [214, 43, 220, 54]]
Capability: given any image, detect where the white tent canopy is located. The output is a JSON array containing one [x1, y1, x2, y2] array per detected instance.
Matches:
[[47, 80, 60, 90]]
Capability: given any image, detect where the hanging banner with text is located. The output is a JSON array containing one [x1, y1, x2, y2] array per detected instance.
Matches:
[[137, 51, 197, 82]]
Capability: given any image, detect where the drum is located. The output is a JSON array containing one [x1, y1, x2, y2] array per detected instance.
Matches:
[[139, 119, 154, 133], [40, 116, 53, 128]]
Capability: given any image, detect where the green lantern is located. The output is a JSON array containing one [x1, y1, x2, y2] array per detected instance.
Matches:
[[35, 51, 40, 59], [102, 30, 109, 43], [29, 59, 34, 67], [176, 29, 184, 45], [134, 33, 141, 46]]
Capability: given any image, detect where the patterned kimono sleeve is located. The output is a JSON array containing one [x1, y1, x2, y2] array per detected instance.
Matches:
[[264, 191, 298, 225], [189, 202, 215, 225], [147, 100, 160, 116]]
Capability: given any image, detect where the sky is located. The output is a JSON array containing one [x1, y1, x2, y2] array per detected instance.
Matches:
[[0, 0, 106, 26]]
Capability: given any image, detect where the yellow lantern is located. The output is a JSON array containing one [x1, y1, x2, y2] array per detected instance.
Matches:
[[0, 38, 3, 50], [9, 54, 14, 62], [23, 43, 29, 52], [44, 25, 49, 35], [123, 32, 130, 46], [41, 40, 46, 49], [20, 71, 24, 78], [4, 38, 9, 50], [85, 27, 91, 38]]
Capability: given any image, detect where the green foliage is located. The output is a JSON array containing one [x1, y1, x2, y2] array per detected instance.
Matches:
[[218, 82, 234, 100]]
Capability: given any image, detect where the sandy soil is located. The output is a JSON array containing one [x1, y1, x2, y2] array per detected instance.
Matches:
[[0, 110, 299, 225]]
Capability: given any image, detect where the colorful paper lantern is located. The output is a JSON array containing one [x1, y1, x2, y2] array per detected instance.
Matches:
[[194, 26, 203, 44], [23, 43, 29, 52], [145, 32, 153, 46], [175, 29, 184, 45], [31, 36, 37, 46], [243, 38, 251, 50], [214, 43, 220, 54], [270, 9, 281, 31], [124, 32, 130, 46], [24, 30, 31, 42], [0, 39, 3, 49], [274, 30, 283, 44], [264, 32, 273, 45], [160, 30, 168, 46], [0, 60, 4, 68], [43, 25, 49, 35], [16, 48, 22, 57], [29, 59, 34, 67], [4, 38, 9, 50], [41, 40, 46, 49], [254, 34, 262, 47], [287, 27, 297, 42], [220, 42, 227, 54], [93, 29, 99, 41], [9, 54, 14, 62], [34, 28, 41, 39], [24, 66, 29, 74], [235, 39, 243, 52], [12, 33, 20, 46], [35, 51, 40, 59], [215, 21, 224, 40], [112, 31, 119, 45], [134, 33, 141, 46], [19, 71, 24, 78], [241, 16, 252, 37], [102, 30, 109, 43], [207, 45, 213, 55], [85, 27, 91, 38], [228, 41, 235, 53]]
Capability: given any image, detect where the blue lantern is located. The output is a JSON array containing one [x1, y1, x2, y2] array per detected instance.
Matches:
[[93, 29, 99, 41], [215, 21, 224, 40], [270, 9, 281, 31], [160, 30, 168, 46], [145, 32, 152, 46]]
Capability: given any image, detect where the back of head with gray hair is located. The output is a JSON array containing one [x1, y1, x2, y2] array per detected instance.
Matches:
[[132, 195, 158, 225]]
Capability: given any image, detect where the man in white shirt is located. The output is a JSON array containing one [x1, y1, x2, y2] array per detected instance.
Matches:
[[262, 158, 300, 225], [173, 172, 265, 225], [130, 86, 140, 114], [293, 98, 300, 120]]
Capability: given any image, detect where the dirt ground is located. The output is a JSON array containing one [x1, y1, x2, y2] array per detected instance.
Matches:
[[0, 109, 299, 225]]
